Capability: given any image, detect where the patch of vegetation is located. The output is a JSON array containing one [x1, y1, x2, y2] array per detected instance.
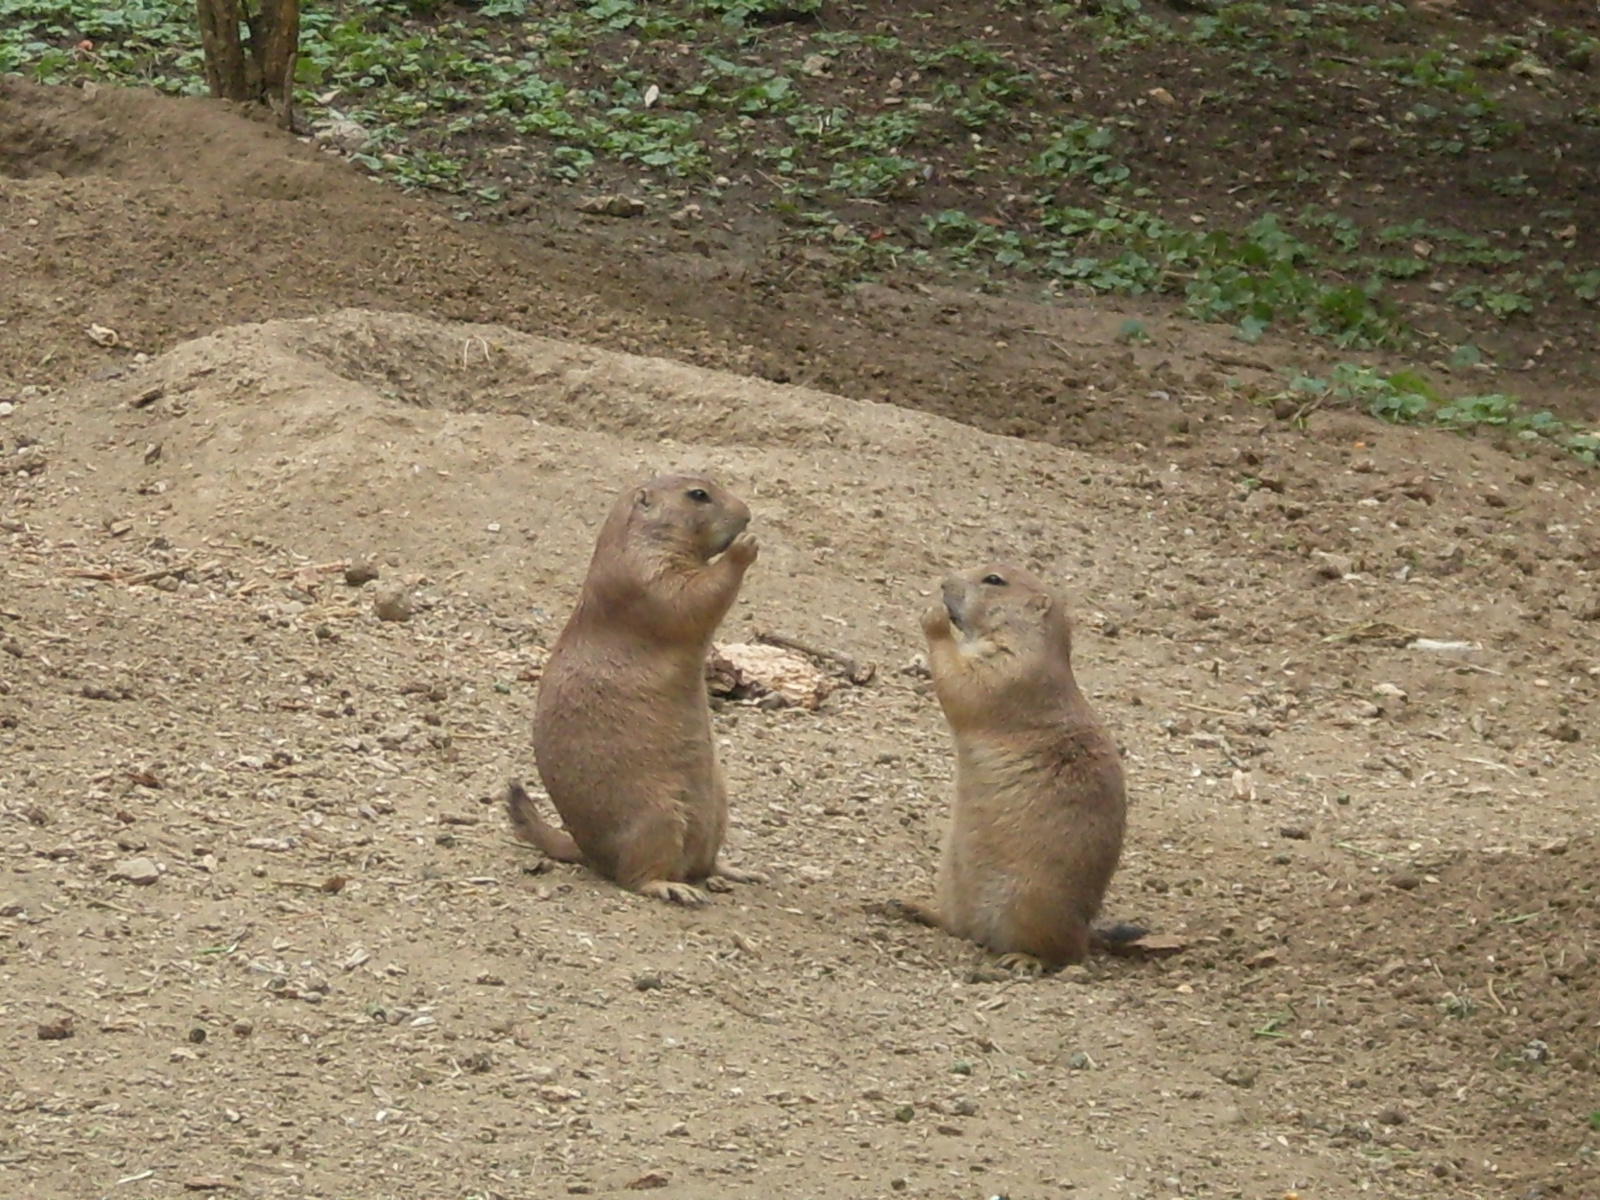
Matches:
[[0, 0, 202, 91], [1448, 282, 1536, 320], [1272, 364, 1600, 464]]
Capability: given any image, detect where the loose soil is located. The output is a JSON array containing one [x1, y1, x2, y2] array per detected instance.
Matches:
[[1, 65, 1597, 1200]]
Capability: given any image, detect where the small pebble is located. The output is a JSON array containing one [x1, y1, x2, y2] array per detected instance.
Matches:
[[344, 560, 380, 587], [372, 580, 415, 622], [111, 856, 160, 885]]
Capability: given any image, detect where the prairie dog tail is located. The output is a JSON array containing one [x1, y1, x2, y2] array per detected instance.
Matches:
[[1090, 920, 1149, 952], [506, 780, 585, 864]]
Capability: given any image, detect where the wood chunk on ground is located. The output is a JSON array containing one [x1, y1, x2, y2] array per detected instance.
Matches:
[[707, 643, 835, 710]]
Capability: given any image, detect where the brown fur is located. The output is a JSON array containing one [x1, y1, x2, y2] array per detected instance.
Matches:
[[910, 564, 1127, 968], [508, 474, 763, 907]]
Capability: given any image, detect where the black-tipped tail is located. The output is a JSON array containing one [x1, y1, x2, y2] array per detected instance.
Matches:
[[505, 779, 585, 864]]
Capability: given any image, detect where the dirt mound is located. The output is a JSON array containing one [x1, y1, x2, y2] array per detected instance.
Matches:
[[0, 76, 730, 404], [1, 308, 1595, 1198], [0, 91, 121, 179], [0, 77, 1376, 462]]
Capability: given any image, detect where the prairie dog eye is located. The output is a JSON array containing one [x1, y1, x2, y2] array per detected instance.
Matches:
[[687, 488, 711, 503], [981, 573, 1007, 586]]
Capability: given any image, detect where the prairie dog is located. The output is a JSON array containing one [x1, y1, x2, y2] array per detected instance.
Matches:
[[508, 474, 763, 906], [910, 564, 1128, 968]]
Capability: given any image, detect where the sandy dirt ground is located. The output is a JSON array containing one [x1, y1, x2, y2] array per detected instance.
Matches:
[[1, 80, 1597, 1200]]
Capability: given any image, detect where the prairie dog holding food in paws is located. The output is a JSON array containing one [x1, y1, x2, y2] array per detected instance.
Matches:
[[907, 563, 1128, 968], [507, 474, 763, 907]]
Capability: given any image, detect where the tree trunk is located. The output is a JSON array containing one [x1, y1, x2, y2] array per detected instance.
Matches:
[[257, 0, 300, 127], [196, 0, 249, 102], [195, 0, 300, 129]]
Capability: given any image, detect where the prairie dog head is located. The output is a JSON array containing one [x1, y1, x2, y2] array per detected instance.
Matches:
[[921, 564, 1079, 727], [622, 474, 751, 562]]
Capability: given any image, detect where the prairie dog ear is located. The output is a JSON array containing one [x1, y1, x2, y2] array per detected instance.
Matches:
[[633, 486, 653, 510], [1026, 590, 1054, 616]]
